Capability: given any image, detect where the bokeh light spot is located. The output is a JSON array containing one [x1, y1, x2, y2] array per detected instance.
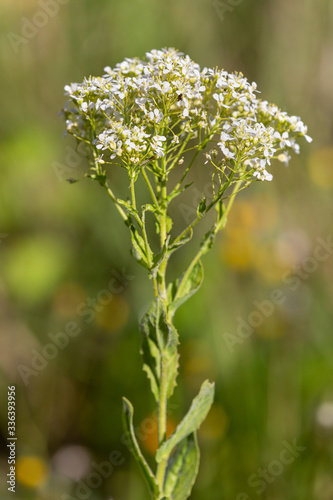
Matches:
[[52, 445, 91, 480], [1, 235, 70, 305], [308, 148, 333, 188], [95, 295, 129, 331], [16, 456, 48, 488], [53, 283, 86, 318], [198, 404, 228, 441], [140, 414, 177, 455]]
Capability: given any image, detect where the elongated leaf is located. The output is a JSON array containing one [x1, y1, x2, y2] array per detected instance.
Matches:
[[141, 299, 179, 402], [156, 380, 214, 463], [129, 223, 153, 270], [122, 398, 159, 497], [167, 183, 193, 203], [168, 229, 193, 253], [168, 260, 204, 316], [197, 196, 206, 215], [163, 433, 200, 500], [118, 198, 140, 218], [141, 336, 160, 402], [163, 322, 179, 399], [201, 227, 216, 253], [215, 199, 225, 225], [151, 239, 169, 275], [141, 301, 162, 402]]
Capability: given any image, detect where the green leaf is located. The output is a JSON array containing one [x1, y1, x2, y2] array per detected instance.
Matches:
[[140, 299, 179, 402], [141, 301, 162, 402], [118, 198, 140, 219], [215, 199, 225, 224], [166, 215, 173, 233], [168, 229, 193, 254], [142, 203, 158, 214], [129, 222, 153, 270], [141, 336, 161, 402], [122, 398, 159, 497], [167, 183, 193, 203], [197, 197, 206, 216], [151, 238, 170, 276], [163, 322, 179, 399], [200, 227, 216, 254], [156, 380, 215, 463], [163, 433, 200, 500], [168, 260, 204, 316]]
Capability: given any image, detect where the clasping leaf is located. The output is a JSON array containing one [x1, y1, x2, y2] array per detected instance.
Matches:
[[141, 299, 179, 402], [163, 432, 200, 500], [156, 379, 214, 463]]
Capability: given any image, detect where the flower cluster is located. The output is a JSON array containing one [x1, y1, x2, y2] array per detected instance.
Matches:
[[63, 48, 311, 182]]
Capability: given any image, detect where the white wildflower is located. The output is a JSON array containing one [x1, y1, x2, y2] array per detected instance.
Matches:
[[151, 135, 166, 158], [63, 48, 310, 181]]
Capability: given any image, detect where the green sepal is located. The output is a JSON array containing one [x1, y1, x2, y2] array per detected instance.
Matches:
[[162, 432, 200, 500], [156, 380, 215, 463], [167, 260, 204, 317], [122, 398, 159, 498]]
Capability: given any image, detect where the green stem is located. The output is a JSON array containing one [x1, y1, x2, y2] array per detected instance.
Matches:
[[156, 356, 168, 493], [158, 165, 168, 301], [174, 179, 243, 301], [167, 131, 192, 172], [216, 179, 243, 229], [104, 183, 128, 221], [172, 173, 238, 248], [155, 158, 170, 496], [130, 177, 137, 209], [142, 167, 160, 208], [172, 125, 220, 193]]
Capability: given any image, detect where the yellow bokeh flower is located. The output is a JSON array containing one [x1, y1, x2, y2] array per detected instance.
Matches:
[[16, 455, 48, 488], [139, 414, 177, 455]]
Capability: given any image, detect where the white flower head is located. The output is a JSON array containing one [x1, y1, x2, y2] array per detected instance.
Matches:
[[63, 48, 311, 182]]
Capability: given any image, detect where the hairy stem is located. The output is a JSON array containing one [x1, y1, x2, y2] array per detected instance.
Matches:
[[155, 158, 170, 495]]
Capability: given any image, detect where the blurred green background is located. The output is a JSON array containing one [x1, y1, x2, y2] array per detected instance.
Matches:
[[0, 0, 333, 499]]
